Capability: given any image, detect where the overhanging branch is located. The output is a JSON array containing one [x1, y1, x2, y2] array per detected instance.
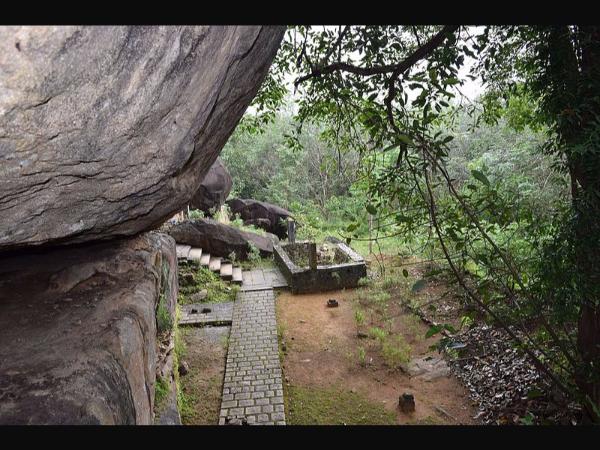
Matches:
[[294, 25, 460, 87]]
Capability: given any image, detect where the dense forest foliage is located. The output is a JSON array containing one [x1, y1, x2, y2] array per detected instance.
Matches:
[[223, 25, 600, 422]]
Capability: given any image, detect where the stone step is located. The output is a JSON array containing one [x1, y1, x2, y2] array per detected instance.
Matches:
[[220, 263, 233, 281], [188, 248, 203, 262], [232, 267, 243, 285], [176, 244, 191, 259], [199, 253, 211, 267], [208, 256, 222, 272]]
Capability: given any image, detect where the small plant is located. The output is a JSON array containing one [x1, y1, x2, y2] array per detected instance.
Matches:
[[459, 314, 475, 330], [357, 346, 366, 367], [368, 326, 388, 343], [228, 251, 237, 265], [354, 309, 365, 326], [370, 291, 391, 304], [247, 242, 261, 263], [188, 209, 204, 220], [405, 314, 423, 339], [381, 335, 411, 369], [156, 293, 173, 334], [357, 277, 371, 287]]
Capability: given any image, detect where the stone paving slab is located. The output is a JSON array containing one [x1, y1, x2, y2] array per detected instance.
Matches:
[[219, 288, 285, 425], [241, 268, 288, 291], [179, 302, 233, 326]]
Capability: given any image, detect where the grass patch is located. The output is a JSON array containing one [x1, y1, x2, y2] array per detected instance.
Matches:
[[237, 254, 276, 271], [178, 264, 239, 304], [179, 366, 223, 424], [285, 385, 396, 425], [228, 216, 267, 236], [381, 335, 411, 368], [156, 293, 173, 335], [154, 375, 169, 416]]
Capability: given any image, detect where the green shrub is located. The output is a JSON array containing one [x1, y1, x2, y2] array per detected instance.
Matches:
[[188, 209, 204, 219]]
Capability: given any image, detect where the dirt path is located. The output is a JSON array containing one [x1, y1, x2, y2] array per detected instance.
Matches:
[[179, 326, 229, 425], [276, 289, 477, 425]]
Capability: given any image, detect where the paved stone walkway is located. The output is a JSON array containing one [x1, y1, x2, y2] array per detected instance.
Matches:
[[179, 302, 233, 326], [241, 268, 288, 291], [218, 287, 286, 425]]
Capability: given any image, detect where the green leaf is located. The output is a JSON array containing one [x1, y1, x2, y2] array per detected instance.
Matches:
[[526, 388, 544, 400], [402, 269, 409, 278], [425, 324, 442, 338], [471, 169, 490, 187], [397, 134, 413, 145], [444, 77, 461, 85], [366, 204, 377, 215], [443, 324, 457, 333], [411, 279, 427, 292]]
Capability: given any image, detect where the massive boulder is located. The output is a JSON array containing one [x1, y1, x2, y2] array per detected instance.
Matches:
[[189, 157, 232, 215], [0, 232, 178, 424], [0, 26, 285, 252], [167, 218, 278, 259], [227, 198, 292, 239]]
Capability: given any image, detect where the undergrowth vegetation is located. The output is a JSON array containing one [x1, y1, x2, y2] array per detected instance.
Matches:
[[178, 264, 239, 305]]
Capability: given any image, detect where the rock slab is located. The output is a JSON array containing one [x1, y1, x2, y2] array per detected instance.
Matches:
[[0, 26, 285, 252], [189, 157, 232, 215], [167, 218, 278, 260], [0, 232, 178, 424], [227, 198, 292, 239]]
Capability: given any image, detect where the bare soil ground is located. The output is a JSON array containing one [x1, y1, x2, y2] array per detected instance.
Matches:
[[179, 326, 229, 425], [276, 285, 478, 425]]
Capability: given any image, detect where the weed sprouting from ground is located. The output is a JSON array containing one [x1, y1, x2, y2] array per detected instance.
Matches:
[[354, 309, 365, 326], [369, 326, 388, 342], [381, 335, 411, 369], [357, 346, 367, 367]]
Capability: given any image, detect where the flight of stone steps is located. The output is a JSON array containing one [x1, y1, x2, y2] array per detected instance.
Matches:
[[176, 244, 243, 285]]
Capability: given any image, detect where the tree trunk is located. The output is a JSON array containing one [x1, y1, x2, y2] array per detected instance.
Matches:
[[550, 25, 600, 420]]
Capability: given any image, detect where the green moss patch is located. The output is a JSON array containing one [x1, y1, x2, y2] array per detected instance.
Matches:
[[285, 385, 396, 425]]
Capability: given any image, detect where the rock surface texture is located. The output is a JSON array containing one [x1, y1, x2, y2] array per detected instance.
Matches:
[[0, 232, 178, 424], [0, 26, 285, 252], [226, 198, 292, 239], [189, 157, 232, 215], [167, 218, 278, 259]]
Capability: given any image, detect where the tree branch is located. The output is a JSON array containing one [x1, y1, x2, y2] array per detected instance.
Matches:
[[294, 25, 460, 87]]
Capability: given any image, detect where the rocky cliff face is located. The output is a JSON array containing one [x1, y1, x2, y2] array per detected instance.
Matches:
[[0, 26, 285, 252], [0, 232, 177, 424], [0, 25, 285, 424]]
